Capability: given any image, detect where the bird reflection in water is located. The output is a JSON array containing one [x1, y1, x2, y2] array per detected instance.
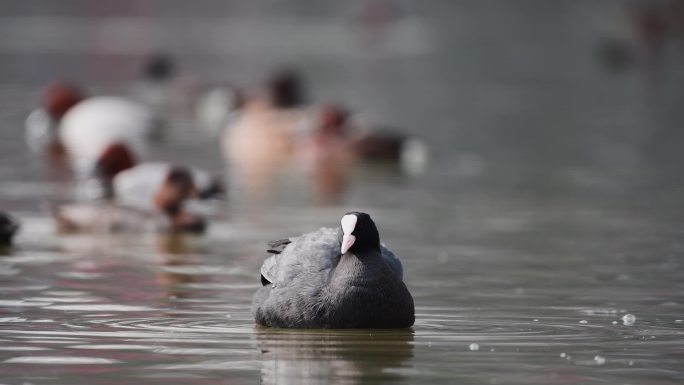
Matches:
[[154, 234, 207, 302], [255, 328, 414, 385]]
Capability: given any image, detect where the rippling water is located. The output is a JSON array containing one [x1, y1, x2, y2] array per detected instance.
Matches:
[[1, 1, 684, 384]]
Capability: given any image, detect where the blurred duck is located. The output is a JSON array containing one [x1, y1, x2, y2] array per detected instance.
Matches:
[[195, 85, 244, 136], [298, 105, 357, 204], [25, 82, 155, 173], [305, 104, 428, 175], [25, 82, 84, 157], [54, 166, 206, 234], [0, 212, 20, 248], [80, 142, 222, 205], [113, 162, 224, 207], [132, 53, 201, 137], [59, 95, 154, 175], [222, 69, 314, 195]]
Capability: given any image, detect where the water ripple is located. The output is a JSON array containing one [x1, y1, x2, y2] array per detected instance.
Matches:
[[4, 356, 120, 364]]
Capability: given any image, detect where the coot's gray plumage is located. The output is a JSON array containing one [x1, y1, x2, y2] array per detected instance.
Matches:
[[252, 212, 414, 328]]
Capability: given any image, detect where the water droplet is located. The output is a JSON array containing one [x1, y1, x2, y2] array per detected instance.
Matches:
[[469, 343, 479, 351], [675, 319, 683, 323], [612, 320, 618, 325], [622, 314, 636, 326], [533, 319, 539, 322], [628, 360, 634, 366], [579, 320, 588, 324], [560, 352, 566, 358], [594, 355, 606, 365]]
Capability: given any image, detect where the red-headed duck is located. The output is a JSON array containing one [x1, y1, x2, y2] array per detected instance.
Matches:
[[113, 162, 224, 208], [297, 104, 356, 204], [221, 69, 315, 196], [55, 166, 206, 234], [60, 96, 153, 167], [302, 104, 428, 175], [26, 82, 155, 171], [79, 142, 222, 206], [25, 82, 84, 157]]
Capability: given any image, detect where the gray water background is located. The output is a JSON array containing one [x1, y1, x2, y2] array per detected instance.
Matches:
[[0, 1, 683, 384]]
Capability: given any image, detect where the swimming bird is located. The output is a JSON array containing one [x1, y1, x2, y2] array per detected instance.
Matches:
[[253, 212, 414, 328], [307, 104, 428, 175], [25, 82, 84, 156], [54, 166, 206, 234], [113, 162, 224, 206], [221, 69, 314, 197], [0, 212, 20, 248], [59, 96, 154, 170], [74, 140, 221, 205]]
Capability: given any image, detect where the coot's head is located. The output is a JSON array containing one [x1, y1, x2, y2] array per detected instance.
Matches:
[[340, 212, 380, 254]]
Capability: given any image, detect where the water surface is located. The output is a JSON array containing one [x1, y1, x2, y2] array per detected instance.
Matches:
[[1, 1, 684, 384]]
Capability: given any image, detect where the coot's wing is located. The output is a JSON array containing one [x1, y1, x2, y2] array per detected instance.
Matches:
[[259, 227, 341, 287], [380, 244, 404, 280], [267, 238, 291, 254], [259, 238, 288, 285]]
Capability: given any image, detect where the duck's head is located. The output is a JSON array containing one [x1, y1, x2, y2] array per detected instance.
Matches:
[[154, 167, 206, 234], [267, 68, 305, 108], [340, 212, 380, 254], [154, 166, 197, 216], [43, 82, 84, 120], [0, 212, 20, 247], [318, 104, 348, 138], [142, 52, 176, 82], [90, 142, 136, 199]]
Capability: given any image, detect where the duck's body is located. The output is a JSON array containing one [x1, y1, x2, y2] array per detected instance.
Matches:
[[253, 213, 413, 329], [113, 163, 222, 207], [60, 96, 153, 165], [222, 102, 312, 197], [56, 164, 207, 235], [306, 105, 428, 175]]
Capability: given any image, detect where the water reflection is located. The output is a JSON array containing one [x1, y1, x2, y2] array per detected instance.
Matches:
[[154, 235, 206, 301], [255, 328, 414, 385]]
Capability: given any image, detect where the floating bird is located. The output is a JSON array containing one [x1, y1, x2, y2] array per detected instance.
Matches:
[[307, 104, 428, 175], [253, 212, 414, 328], [54, 166, 206, 234], [25, 82, 84, 156], [59, 96, 154, 171], [221, 69, 313, 197]]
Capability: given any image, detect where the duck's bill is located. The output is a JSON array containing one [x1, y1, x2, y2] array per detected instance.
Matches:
[[341, 234, 356, 254]]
